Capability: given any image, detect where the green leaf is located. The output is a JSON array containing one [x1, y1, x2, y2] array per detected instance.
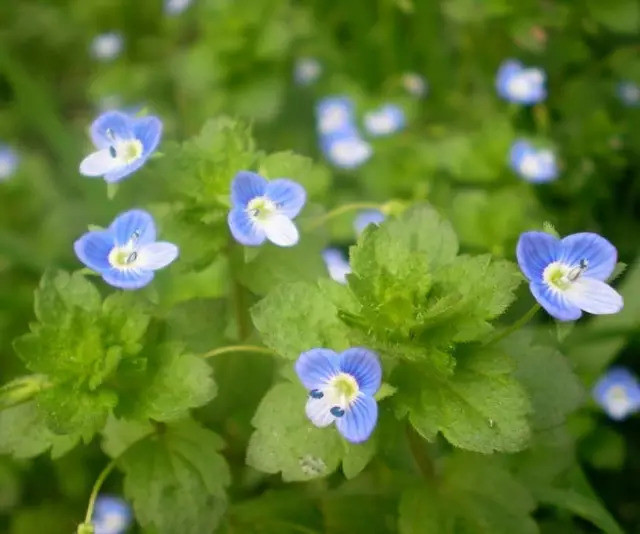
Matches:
[[397, 346, 531, 453], [398, 485, 442, 534], [342, 437, 377, 479], [34, 269, 101, 325], [258, 151, 331, 198], [119, 419, 230, 534], [101, 415, 154, 458], [0, 401, 79, 459], [251, 282, 352, 360]]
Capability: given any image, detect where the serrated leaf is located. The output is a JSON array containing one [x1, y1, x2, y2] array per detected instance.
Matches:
[[34, 270, 101, 325], [101, 415, 154, 458], [120, 419, 230, 534]]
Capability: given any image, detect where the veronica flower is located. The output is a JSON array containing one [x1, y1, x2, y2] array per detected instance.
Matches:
[[320, 127, 372, 169], [516, 231, 623, 321], [593, 367, 640, 421], [74, 209, 179, 290], [92, 495, 132, 534], [0, 144, 19, 181], [401, 72, 428, 98], [315, 96, 355, 135], [496, 59, 546, 105], [322, 248, 351, 284], [616, 81, 640, 107], [228, 171, 306, 247], [294, 57, 322, 86], [295, 347, 381, 443], [165, 0, 192, 15], [509, 140, 557, 183], [354, 209, 385, 235], [364, 104, 406, 137], [91, 32, 124, 62], [79, 111, 162, 183]]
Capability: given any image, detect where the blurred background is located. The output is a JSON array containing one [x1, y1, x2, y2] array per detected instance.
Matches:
[[1, 0, 639, 532]]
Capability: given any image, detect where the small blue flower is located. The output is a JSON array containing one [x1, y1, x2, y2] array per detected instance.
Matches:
[[364, 104, 406, 137], [401, 72, 428, 98], [322, 248, 351, 284], [294, 57, 322, 86], [593, 367, 640, 421], [0, 144, 19, 181], [496, 59, 546, 105], [509, 140, 558, 183], [295, 347, 382, 443], [80, 111, 162, 183], [516, 231, 623, 321], [92, 495, 132, 534], [315, 96, 355, 136], [354, 209, 385, 235], [74, 209, 179, 290], [228, 171, 306, 247], [320, 127, 373, 169], [91, 32, 124, 61], [616, 81, 640, 107], [165, 0, 192, 15]]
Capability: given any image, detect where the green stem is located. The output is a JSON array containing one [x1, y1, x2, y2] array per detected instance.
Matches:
[[483, 303, 541, 346], [201, 345, 276, 359], [305, 202, 383, 231], [83, 458, 118, 525], [405, 423, 435, 480]]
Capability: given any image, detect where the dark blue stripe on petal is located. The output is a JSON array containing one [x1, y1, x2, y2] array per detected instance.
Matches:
[[336, 395, 377, 443], [295, 349, 340, 390], [227, 207, 266, 246], [559, 232, 617, 281], [339, 348, 382, 396], [516, 231, 560, 282], [530, 281, 581, 321]]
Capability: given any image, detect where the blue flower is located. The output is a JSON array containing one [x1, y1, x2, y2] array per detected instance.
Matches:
[[593, 367, 640, 420], [294, 57, 322, 86], [320, 127, 373, 169], [354, 209, 385, 235], [315, 96, 355, 136], [74, 209, 179, 290], [401, 72, 428, 98], [91, 32, 124, 61], [509, 140, 558, 183], [228, 171, 306, 247], [496, 59, 546, 105], [295, 347, 382, 443], [0, 144, 19, 181], [322, 248, 351, 284], [80, 111, 162, 183], [364, 104, 406, 137], [616, 81, 640, 107], [92, 495, 132, 534], [165, 0, 192, 15], [516, 231, 623, 321]]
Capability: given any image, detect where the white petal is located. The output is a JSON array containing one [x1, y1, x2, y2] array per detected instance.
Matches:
[[136, 242, 179, 270], [262, 213, 299, 247], [305, 396, 336, 428], [79, 149, 122, 177], [564, 277, 623, 315]]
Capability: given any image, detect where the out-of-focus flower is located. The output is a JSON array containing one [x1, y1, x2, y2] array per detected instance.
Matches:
[[165, 0, 193, 15], [92, 496, 132, 534], [91, 32, 124, 62], [401, 72, 428, 98], [228, 171, 306, 247], [74, 209, 179, 290], [315, 96, 355, 136], [295, 347, 382, 443], [616, 81, 640, 107], [294, 57, 322, 86], [80, 111, 162, 183], [593, 367, 640, 421], [364, 104, 406, 137], [496, 59, 546, 104], [516, 231, 623, 321], [0, 144, 19, 181], [509, 140, 557, 183], [354, 209, 385, 235], [320, 127, 373, 169], [322, 248, 351, 284]]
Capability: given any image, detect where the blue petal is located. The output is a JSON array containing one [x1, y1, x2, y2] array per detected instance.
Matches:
[[315, 96, 355, 135], [339, 348, 382, 397], [227, 207, 266, 246], [516, 231, 561, 282], [102, 268, 154, 290], [509, 140, 533, 169], [295, 348, 340, 390], [495, 59, 522, 98], [132, 115, 163, 157], [529, 282, 582, 321], [559, 233, 617, 281], [90, 111, 134, 148], [74, 231, 114, 272], [109, 209, 156, 247], [354, 210, 385, 235], [336, 395, 378, 443], [593, 367, 638, 404], [265, 179, 307, 219], [231, 171, 268, 207], [94, 495, 130, 519]]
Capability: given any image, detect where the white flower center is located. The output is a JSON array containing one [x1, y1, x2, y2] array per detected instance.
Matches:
[[543, 259, 588, 291], [606, 385, 631, 418], [310, 372, 360, 418], [366, 112, 397, 135], [328, 138, 372, 167], [108, 231, 143, 270], [319, 105, 349, 134], [519, 153, 542, 177], [246, 196, 277, 222]]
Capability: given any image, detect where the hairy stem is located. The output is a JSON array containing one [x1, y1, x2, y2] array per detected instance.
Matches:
[[201, 345, 276, 359], [305, 202, 383, 231], [83, 458, 118, 525], [483, 303, 541, 346]]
